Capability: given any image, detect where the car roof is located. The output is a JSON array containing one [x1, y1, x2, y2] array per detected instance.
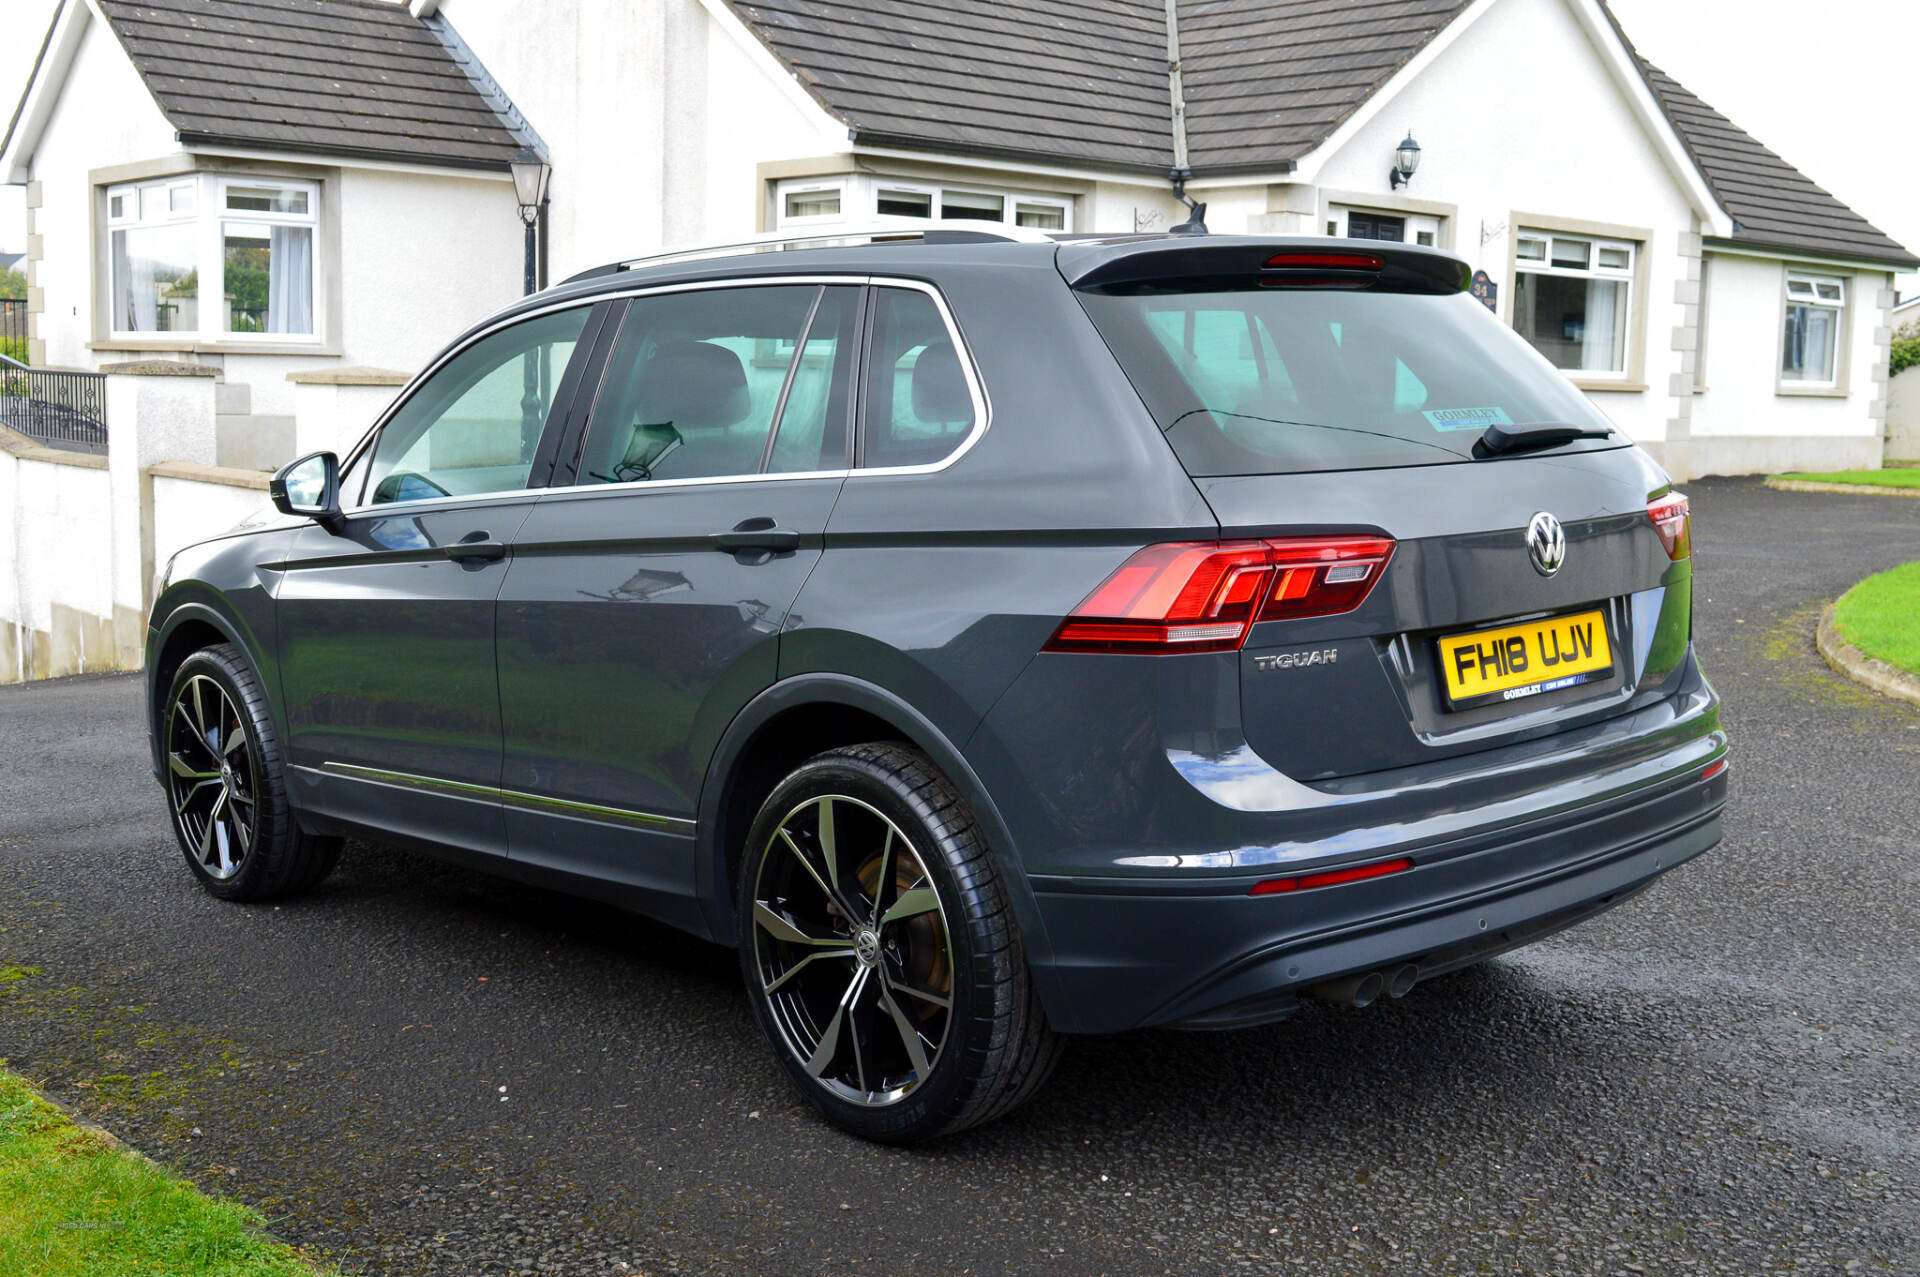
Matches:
[[449, 232, 1474, 351]]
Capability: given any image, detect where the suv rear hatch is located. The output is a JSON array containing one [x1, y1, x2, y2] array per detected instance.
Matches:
[[1062, 238, 1694, 781]]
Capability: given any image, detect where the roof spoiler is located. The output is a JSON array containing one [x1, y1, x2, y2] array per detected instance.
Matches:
[[1058, 237, 1470, 295]]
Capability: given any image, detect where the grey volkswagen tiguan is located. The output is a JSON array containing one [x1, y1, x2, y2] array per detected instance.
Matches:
[[145, 232, 1726, 1143]]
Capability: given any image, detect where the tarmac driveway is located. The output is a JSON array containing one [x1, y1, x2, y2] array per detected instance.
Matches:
[[1, 475, 1916, 1275]]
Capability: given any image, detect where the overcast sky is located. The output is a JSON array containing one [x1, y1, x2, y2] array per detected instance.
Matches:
[[2, 0, 1915, 282]]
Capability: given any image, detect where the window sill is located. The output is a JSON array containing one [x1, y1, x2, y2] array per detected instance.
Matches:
[[90, 339, 341, 358], [1570, 378, 1648, 393], [1775, 384, 1849, 398]]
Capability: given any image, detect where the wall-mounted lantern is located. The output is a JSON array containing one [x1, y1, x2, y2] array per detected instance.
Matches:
[[1389, 131, 1422, 190], [509, 148, 553, 296]]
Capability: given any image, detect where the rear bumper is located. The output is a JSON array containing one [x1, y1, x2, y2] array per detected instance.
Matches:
[[1029, 760, 1726, 1033]]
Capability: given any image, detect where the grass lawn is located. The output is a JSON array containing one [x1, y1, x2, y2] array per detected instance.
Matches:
[[0, 1060, 325, 1277], [1772, 468, 1920, 490], [1833, 561, 1920, 677]]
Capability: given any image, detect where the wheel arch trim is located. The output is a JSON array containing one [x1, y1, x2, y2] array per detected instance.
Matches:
[[146, 598, 274, 782], [696, 673, 1066, 1021]]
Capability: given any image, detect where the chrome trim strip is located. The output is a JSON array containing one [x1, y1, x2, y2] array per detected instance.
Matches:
[[335, 274, 992, 516], [316, 762, 696, 835]]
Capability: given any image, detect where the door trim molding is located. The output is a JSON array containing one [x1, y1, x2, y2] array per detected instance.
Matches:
[[314, 761, 697, 835]]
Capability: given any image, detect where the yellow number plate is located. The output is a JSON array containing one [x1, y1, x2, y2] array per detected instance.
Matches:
[[1437, 610, 1613, 708]]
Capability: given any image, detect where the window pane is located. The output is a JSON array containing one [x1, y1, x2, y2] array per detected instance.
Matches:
[[1815, 281, 1843, 302], [1415, 230, 1435, 247], [783, 189, 839, 219], [579, 285, 820, 484], [1512, 271, 1627, 372], [1783, 303, 1839, 382], [1346, 212, 1404, 241], [111, 225, 198, 333], [877, 188, 933, 218], [1597, 245, 1630, 270], [109, 193, 127, 220], [1550, 238, 1590, 269], [1516, 238, 1547, 261], [226, 185, 309, 214], [223, 221, 313, 334], [1078, 289, 1620, 476], [139, 185, 168, 221], [364, 307, 590, 504], [940, 190, 1004, 222], [862, 289, 975, 468], [170, 184, 196, 215], [1015, 201, 1065, 230], [768, 287, 859, 473], [1787, 279, 1815, 298]]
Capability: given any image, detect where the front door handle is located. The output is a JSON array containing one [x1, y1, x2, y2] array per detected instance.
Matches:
[[710, 518, 802, 555], [445, 532, 509, 564]]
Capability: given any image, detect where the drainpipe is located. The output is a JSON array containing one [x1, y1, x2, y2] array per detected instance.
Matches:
[[1164, 0, 1206, 235]]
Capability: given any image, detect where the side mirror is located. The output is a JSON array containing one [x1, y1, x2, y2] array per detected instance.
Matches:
[[269, 451, 341, 523]]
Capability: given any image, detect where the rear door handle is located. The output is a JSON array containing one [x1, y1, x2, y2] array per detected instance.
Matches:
[[445, 533, 509, 564], [710, 519, 802, 554]]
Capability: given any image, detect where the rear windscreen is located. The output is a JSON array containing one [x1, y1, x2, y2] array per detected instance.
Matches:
[[1077, 287, 1624, 476]]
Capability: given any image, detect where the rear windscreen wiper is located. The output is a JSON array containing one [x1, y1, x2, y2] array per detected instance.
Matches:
[[1477, 420, 1614, 456]]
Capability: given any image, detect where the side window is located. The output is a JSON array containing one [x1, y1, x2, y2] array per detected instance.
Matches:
[[860, 288, 977, 469], [577, 284, 844, 485], [361, 307, 590, 505], [767, 287, 859, 473]]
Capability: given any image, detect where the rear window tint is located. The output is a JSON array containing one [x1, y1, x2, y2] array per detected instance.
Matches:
[[860, 288, 976, 469], [1078, 288, 1621, 476]]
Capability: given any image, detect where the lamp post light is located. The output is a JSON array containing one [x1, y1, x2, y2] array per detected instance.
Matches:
[[1389, 130, 1421, 190], [509, 148, 552, 296]]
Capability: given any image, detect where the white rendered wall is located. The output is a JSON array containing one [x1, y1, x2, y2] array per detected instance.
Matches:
[[27, 14, 180, 368], [1887, 365, 1920, 460], [434, 0, 846, 277], [151, 474, 270, 572], [1264, 0, 1703, 448], [0, 447, 116, 680], [1690, 253, 1889, 465]]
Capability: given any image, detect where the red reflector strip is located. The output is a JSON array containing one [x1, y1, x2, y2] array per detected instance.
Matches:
[[1701, 758, 1728, 781], [1248, 857, 1414, 897]]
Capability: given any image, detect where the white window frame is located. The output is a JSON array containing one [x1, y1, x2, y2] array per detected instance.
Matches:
[[773, 176, 1074, 234], [1326, 205, 1441, 246], [104, 172, 324, 346], [1512, 229, 1637, 381], [1781, 271, 1846, 389]]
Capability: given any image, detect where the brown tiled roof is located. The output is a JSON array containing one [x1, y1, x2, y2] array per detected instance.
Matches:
[[1176, 0, 1469, 173], [96, 0, 522, 170], [728, 0, 1176, 172], [731, 0, 1913, 267], [1633, 61, 1918, 269]]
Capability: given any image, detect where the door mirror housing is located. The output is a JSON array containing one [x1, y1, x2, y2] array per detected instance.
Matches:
[[270, 451, 341, 523]]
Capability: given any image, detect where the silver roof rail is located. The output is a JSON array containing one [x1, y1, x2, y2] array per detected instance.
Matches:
[[563, 222, 1058, 283]]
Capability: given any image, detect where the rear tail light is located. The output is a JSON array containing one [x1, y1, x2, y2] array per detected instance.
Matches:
[[1044, 535, 1395, 654], [1648, 492, 1691, 560]]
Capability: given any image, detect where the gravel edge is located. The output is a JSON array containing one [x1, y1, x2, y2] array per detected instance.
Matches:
[[1817, 603, 1920, 710], [1764, 476, 1920, 498]]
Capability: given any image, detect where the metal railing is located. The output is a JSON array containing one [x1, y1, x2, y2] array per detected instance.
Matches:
[[0, 353, 109, 454], [0, 298, 25, 362]]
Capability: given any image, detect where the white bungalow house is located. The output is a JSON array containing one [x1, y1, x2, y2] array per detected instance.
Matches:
[[4, 0, 1914, 477]]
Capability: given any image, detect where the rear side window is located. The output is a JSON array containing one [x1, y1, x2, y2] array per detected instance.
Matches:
[[860, 287, 977, 469], [577, 284, 857, 485], [1078, 288, 1619, 476]]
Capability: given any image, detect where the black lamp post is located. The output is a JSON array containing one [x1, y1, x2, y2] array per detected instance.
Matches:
[[509, 148, 552, 296], [1389, 131, 1422, 190]]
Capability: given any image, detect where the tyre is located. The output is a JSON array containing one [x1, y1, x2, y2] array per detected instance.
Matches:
[[736, 743, 1062, 1143], [161, 643, 342, 901]]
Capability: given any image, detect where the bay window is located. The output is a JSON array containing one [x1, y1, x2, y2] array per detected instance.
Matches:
[[105, 174, 320, 342], [773, 176, 1073, 233], [1781, 272, 1844, 386], [1511, 230, 1635, 377]]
